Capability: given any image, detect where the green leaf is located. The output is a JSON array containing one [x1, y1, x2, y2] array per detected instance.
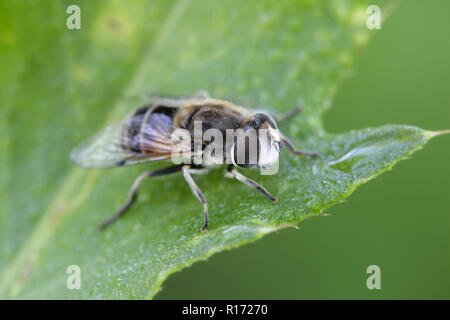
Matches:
[[0, 0, 446, 299]]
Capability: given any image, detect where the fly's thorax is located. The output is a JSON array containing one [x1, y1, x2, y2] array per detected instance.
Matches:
[[168, 102, 281, 171]]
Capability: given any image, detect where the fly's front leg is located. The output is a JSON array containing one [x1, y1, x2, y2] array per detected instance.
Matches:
[[182, 165, 209, 232], [274, 105, 303, 122], [226, 165, 277, 203], [275, 105, 319, 158], [98, 164, 183, 230], [281, 135, 319, 158]]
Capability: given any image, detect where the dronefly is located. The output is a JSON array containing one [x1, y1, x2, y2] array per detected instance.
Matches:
[[71, 92, 318, 231]]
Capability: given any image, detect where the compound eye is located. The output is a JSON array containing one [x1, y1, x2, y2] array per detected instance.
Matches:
[[232, 133, 259, 168], [252, 112, 278, 129]]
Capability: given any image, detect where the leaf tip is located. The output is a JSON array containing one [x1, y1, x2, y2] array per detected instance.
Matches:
[[425, 129, 450, 139]]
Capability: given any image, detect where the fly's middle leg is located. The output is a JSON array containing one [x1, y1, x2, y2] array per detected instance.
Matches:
[[182, 165, 209, 232]]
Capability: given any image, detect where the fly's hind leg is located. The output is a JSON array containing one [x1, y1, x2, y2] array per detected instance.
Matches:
[[193, 90, 210, 99], [137, 90, 210, 104], [98, 164, 183, 231], [226, 165, 277, 203], [182, 165, 209, 232]]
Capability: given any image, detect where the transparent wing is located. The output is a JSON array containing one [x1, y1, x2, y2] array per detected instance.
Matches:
[[71, 115, 191, 169]]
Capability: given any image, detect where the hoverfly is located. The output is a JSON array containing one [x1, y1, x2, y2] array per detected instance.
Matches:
[[71, 91, 318, 232]]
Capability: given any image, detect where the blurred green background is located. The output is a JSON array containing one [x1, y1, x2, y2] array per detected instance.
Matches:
[[157, 1, 450, 299]]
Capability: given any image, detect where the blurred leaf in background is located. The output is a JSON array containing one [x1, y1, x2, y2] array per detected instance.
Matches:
[[0, 0, 447, 299]]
